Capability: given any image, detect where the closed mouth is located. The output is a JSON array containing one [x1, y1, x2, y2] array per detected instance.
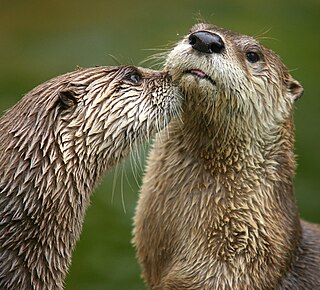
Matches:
[[185, 69, 216, 86]]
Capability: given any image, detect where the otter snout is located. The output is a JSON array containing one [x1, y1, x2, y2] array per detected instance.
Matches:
[[188, 31, 225, 54]]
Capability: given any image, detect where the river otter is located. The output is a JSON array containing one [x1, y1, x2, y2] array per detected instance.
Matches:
[[0, 65, 181, 290], [134, 23, 320, 289]]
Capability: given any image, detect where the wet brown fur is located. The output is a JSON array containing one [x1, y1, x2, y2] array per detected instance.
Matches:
[[0, 65, 181, 290], [134, 23, 320, 289]]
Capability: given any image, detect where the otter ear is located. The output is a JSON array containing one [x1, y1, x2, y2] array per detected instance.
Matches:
[[286, 76, 304, 102], [58, 90, 78, 109]]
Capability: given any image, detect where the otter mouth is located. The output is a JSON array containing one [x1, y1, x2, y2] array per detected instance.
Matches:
[[185, 69, 216, 86]]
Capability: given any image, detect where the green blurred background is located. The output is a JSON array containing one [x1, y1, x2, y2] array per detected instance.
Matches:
[[0, 0, 319, 289]]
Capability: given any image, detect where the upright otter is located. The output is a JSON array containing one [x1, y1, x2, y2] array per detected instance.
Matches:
[[134, 23, 320, 289], [0, 65, 181, 290]]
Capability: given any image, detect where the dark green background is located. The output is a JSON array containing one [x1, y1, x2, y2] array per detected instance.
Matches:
[[0, 1, 319, 289]]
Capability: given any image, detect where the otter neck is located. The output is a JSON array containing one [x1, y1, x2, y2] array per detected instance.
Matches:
[[175, 105, 302, 287], [0, 125, 112, 290]]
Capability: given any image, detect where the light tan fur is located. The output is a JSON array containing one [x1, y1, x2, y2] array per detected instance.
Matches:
[[134, 23, 320, 289], [0, 65, 181, 290]]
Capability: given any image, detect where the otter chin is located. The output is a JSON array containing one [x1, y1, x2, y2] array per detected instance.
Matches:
[[0, 65, 181, 290], [134, 23, 320, 290]]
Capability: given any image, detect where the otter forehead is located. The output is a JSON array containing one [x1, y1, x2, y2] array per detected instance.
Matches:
[[191, 22, 246, 42], [191, 23, 262, 48]]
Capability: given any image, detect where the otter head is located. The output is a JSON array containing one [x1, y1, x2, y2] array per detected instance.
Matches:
[[55, 65, 181, 177], [165, 23, 303, 130], [0, 65, 181, 195]]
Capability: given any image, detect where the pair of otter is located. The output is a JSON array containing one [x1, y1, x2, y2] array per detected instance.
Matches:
[[1, 23, 319, 290]]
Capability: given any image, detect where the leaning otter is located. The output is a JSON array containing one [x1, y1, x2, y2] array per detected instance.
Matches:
[[0, 65, 181, 290], [134, 23, 320, 289]]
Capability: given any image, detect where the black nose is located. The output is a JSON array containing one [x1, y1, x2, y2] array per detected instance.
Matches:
[[188, 31, 225, 54]]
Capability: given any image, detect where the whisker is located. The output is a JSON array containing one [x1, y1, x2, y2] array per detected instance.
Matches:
[[120, 160, 127, 214], [129, 145, 142, 186], [138, 44, 176, 68], [106, 54, 123, 65]]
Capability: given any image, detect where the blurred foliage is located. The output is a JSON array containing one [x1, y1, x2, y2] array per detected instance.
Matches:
[[0, 0, 319, 289]]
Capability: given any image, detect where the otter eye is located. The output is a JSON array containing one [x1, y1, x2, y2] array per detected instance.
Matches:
[[127, 72, 142, 84], [246, 51, 260, 63]]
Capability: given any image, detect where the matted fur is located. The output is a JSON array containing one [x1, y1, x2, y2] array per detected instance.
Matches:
[[134, 23, 320, 289], [0, 65, 181, 290]]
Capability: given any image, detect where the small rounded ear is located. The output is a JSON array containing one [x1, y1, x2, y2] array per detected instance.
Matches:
[[287, 76, 304, 101], [58, 90, 78, 109]]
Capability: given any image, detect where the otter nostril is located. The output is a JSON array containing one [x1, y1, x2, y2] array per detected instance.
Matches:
[[188, 34, 197, 46], [188, 31, 225, 54]]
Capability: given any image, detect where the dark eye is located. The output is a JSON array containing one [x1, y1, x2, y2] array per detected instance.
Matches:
[[246, 51, 260, 63], [127, 72, 142, 84]]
